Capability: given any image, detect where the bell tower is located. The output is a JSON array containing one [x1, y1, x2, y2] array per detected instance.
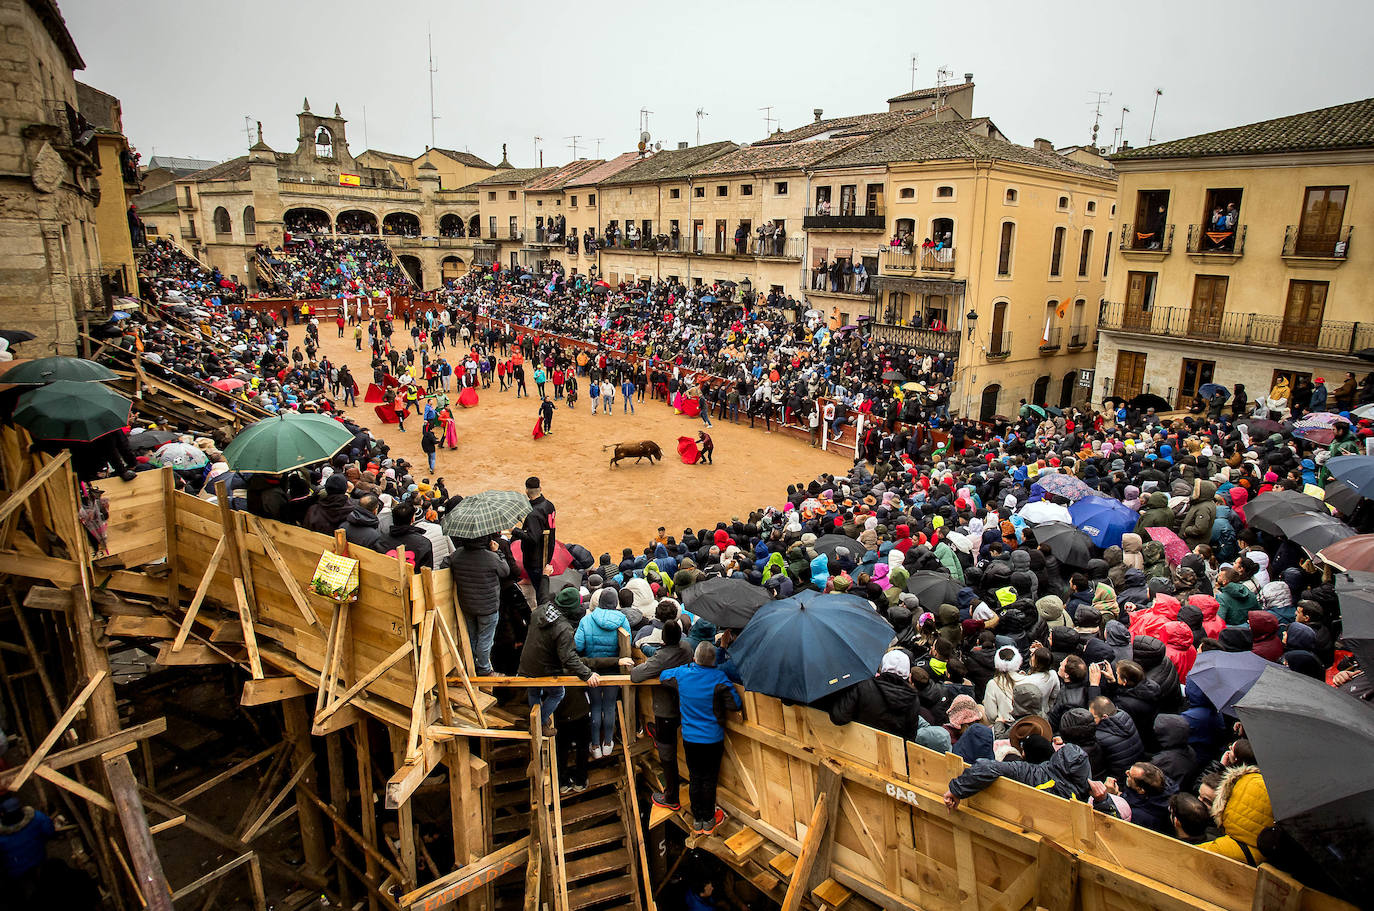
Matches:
[[294, 99, 355, 171]]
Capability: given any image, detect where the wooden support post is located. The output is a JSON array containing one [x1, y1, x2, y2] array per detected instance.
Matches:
[[407, 610, 437, 760], [173, 535, 223, 652], [618, 627, 636, 735], [617, 702, 656, 911], [326, 733, 354, 909], [213, 481, 252, 610], [282, 697, 330, 874], [389, 727, 419, 889], [355, 720, 381, 911], [7, 670, 106, 791], [314, 640, 413, 732], [160, 468, 180, 610], [806, 760, 844, 893], [233, 578, 264, 680], [105, 755, 174, 911], [781, 792, 829, 911], [433, 607, 485, 728], [314, 599, 350, 719]]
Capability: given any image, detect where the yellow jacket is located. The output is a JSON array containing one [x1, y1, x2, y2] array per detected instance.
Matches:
[[1200, 765, 1272, 865]]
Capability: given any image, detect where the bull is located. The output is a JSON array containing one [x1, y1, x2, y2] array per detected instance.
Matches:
[[604, 440, 664, 468]]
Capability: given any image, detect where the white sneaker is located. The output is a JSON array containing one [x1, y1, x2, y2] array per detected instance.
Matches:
[[590, 745, 603, 760], [603, 742, 615, 757]]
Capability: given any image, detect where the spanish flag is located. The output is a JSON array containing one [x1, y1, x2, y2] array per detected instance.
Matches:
[[338, 173, 361, 187]]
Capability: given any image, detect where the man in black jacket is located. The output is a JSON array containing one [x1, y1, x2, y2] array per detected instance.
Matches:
[[344, 494, 384, 551], [378, 502, 434, 569], [624, 620, 692, 810], [515, 477, 556, 603], [449, 535, 517, 676], [519, 586, 601, 729]]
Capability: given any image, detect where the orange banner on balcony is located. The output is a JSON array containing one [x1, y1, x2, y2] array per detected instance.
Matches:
[[338, 173, 361, 187]]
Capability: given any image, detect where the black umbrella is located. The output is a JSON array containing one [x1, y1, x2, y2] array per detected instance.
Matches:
[[881, 369, 907, 382], [1128, 392, 1170, 412], [1236, 666, 1374, 903], [0, 330, 35, 346], [1033, 521, 1094, 567], [1240, 418, 1282, 437], [1323, 479, 1366, 516], [904, 570, 960, 609], [127, 430, 181, 452], [683, 577, 770, 629], [1274, 512, 1357, 554], [1328, 455, 1374, 499], [1341, 601, 1374, 674], [1245, 489, 1326, 536], [1188, 648, 1270, 715], [812, 534, 864, 561]]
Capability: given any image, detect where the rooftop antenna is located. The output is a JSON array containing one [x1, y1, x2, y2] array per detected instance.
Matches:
[[639, 107, 653, 136], [695, 108, 709, 146], [566, 135, 582, 159], [759, 105, 778, 135], [427, 27, 439, 148], [594, 138, 605, 157], [243, 115, 254, 150], [362, 105, 368, 150], [1117, 105, 1130, 150], [534, 135, 542, 167], [1087, 91, 1111, 148], [935, 65, 953, 119], [1148, 88, 1163, 145], [910, 53, 919, 92]]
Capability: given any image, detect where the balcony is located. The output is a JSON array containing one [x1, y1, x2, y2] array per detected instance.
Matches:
[[602, 234, 688, 254], [988, 331, 1013, 359], [524, 226, 565, 247], [1067, 324, 1089, 349], [1039, 326, 1062, 353], [1283, 225, 1353, 263], [879, 246, 957, 274], [692, 236, 804, 261], [1098, 301, 1374, 357], [1119, 223, 1174, 255], [1186, 224, 1246, 257], [803, 204, 886, 231], [869, 323, 960, 355]]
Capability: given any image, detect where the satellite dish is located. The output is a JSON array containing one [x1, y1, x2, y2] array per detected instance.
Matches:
[[639, 130, 651, 143]]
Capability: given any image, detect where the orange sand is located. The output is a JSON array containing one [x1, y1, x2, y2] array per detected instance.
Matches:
[[313, 328, 848, 556]]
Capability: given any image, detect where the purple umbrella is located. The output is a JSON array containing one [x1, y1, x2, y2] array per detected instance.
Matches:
[[1033, 472, 1094, 502]]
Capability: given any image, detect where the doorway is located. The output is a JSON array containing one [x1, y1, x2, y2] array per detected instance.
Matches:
[[1114, 350, 1147, 402], [1178, 358, 1215, 408], [1188, 275, 1228, 338], [1296, 186, 1348, 255], [1282, 280, 1328, 348], [1060, 371, 1077, 409], [979, 384, 1001, 422]]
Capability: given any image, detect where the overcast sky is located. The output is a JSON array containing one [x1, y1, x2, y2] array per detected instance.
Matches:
[[62, 0, 1374, 169]]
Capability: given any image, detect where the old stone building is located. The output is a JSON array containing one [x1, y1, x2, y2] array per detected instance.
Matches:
[[75, 81, 140, 300], [0, 0, 100, 353]]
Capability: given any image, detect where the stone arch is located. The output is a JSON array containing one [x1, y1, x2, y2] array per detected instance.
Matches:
[[314, 126, 333, 158], [979, 383, 1001, 422], [439, 213, 466, 238], [336, 209, 378, 234], [1032, 374, 1051, 406], [441, 255, 466, 282], [243, 205, 256, 236], [213, 206, 232, 237], [383, 212, 421, 236], [468, 214, 480, 237], [398, 254, 423, 287], [1060, 370, 1078, 409], [284, 207, 330, 234]]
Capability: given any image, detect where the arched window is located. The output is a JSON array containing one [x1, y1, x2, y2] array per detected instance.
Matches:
[[979, 384, 1001, 422], [899, 187, 915, 199], [1050, 226, 1066, 276], [213, 207, 231, 236], [935, 185, 954, 199], [1033, 375, 1051, 405], [383, 212, 420, 236], [1005, 188, 1018, 204], [1057, 195, 1070, 211], [243, 205, 256, 236], [990, 300, 1009, 355], [314, 126, 333, 158], [997, 222, 1015, 276], [1086, 201, 1097, 214], [931, 217, 954, 248], [1077, 229, 1093, 277], [439, 214, 465, 237]]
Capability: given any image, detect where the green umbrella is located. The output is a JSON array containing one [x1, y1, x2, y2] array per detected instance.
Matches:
[[1020, 403, 1047, 419], [441, 490, 531, 538], [4, 356, 118, 384], [14, 379, 131, 442], [223, 413, 354, 474]]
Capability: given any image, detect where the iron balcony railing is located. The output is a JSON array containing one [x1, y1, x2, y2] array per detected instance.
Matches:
[[525, 225, 567, 246], [879, 246, 957, 274], [1186, 223, 1246, 256], [988, 330, 1013, 359], [1099, 301, 1374, 355], [803, 204, 886, 230], [1283, 224, 1353, 260], [691, 235, 804, 259], [1067, 324, 1089, 349], [1039, 326, 1062, 352], [1119, 222, 1174, 253], [870, 323, 960, 355]]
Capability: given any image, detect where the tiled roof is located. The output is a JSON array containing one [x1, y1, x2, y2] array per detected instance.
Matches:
[[464, 166, 556, 188], [188, 156, 251, 182], [817, 121, 1114, 180], [428, 147, 498, 169], [524, 159, 605, 192], [690, 138, 861, 177], [597, 142, 738, 186], [564, 152, 642, 187], [146, 156, 220, 173], [1112, 97, 1374, 161], [753, 110, 931, 146], [362, 149, 413, 163], [887, 80, 974, 104]]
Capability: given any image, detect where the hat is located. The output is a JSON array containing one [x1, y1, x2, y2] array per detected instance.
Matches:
[[994, 646, 1022, 674], [879, 649, 911, 680], [1008, 716, 1053, 756], [325, 473, 348, 494], [525, 476, 541, 491], [947, 694, 982, 726]]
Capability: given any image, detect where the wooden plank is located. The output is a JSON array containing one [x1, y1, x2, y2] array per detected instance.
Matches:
[[1036, 838, 1079, 911], [389, 728, 419, 888], [241, 762, 311, 841], [248, 515, 320, 627], [431, 578, 486, 728], [314, 639, 414, 729], [952, 822, 980, 911], [0, 550, 80, 585], [314, 597, 349, 718], [234, 577, 265, 680], [0, 451, 70, 527], [355, 719, 382, 911], [161, 467, 180, 614], [1253, 864, 1304, 911], [781, 791, 829, 911], [173, 534, 224, 652], [242, 676, 315, 706], [812, 879, 852, 909], [170, 851, 255, 902], [41, 718, 167, 773], [724, 827, 764, 860], [35, 764, 115, 813], [148, 815, 185, 835], [106, 615, 178, 639], [807, 760, 844, 892], [618, 701, 656, 911], [105, 754, 175, 911], [8, 670, 106, 791], [427, 724, 531, 741], [406, 610, 437, 760], [398, 836, 530, 911], [385, 736, 443, 810], [155, 642, 233, 666]]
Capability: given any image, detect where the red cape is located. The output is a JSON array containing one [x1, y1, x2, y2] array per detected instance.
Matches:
[[457, 386, 479, 408], [677, 436, 700, 464], [532, 414, 545, 440]]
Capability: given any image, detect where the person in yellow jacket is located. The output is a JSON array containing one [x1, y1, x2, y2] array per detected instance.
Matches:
[[1200, 765, 1273, 865]]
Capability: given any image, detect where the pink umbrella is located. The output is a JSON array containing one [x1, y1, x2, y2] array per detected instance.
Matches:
[[510, 539, 574, 581], [1144, 526, 1188, 565], [212, 377, 245, 391]]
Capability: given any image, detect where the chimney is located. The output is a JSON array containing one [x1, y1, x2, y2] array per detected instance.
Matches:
[[1033, 138, 1055, 153], [963, 73, 973, 84], [814, 108, 824, 123], [1119, 140, 1132, 151], [678, 141, 688, 150]]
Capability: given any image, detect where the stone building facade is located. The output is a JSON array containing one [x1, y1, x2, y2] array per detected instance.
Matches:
[[0, 0, 100, 353]]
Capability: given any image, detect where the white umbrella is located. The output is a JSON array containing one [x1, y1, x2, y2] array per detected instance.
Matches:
[[1354, 403, 1374, 420], [1018, 500, 1073, 525]]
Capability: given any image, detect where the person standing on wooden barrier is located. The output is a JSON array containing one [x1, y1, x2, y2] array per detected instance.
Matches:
[[519, 586, 602, 731], [515, 477, 557, 605], [659, 641, 741, 835], [624, 619, 692, 811]]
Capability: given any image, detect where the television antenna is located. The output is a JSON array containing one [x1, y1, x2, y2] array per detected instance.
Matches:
[[243, 115, 254, 150], [534, 135, 542, 166], [695, 108, 709, 146], [427, 28, 439, 147], [1087, 91, 1111, 148], [910, 54, 919, 92], [759, 105, 778, 135], [1148, 88, 1163, 144], [1116, 106, 1130, 151], [566, 135, 582, 159], [594, 138, 605, 157]]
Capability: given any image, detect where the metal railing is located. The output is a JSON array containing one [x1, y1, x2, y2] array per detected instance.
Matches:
[[1187, 224, 1246, 255], [870, 323, 960, 355], [525, 225, 568, 246], [690, 235, 804, 259], [1067, 324, 1089, 349], [988, 331, 1013, 358], [803, 204, 886, 230], [1283, 224, 1353, 259], [1099, 301, 1374, 355], [1119, 222, 1174, 253], [1039, 326, 1062, 352], [879, 246, 957, 273]]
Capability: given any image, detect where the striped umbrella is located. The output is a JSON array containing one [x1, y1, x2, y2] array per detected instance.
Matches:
[[1032, 472, 1094, 502], [1292, 412, 1349, 445], [440, 490, 532, 539]]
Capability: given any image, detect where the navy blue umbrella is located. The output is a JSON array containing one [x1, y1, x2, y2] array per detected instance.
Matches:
[[1188, 649, 1270, 716], [729, 591, 894, 704], [1198, 382, 1229, 401]]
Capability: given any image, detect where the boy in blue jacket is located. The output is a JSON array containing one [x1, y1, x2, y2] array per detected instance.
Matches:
[[659, 642, 742, 834]]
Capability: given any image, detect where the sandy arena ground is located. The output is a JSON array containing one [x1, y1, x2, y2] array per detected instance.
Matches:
[[312, 327, 848, 557]]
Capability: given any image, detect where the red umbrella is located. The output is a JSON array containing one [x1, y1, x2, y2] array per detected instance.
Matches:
[[211, 378, 245, 391], [1144, 526, 1188, 565], [510, 539, 573, 580], [677, 436, 700, 464], [457, 386, 478, 408]]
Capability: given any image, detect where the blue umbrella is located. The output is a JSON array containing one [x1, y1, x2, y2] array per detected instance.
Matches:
[[1329, 455, 1374, 499], [699, 295, 718, 303], [729, 591, 894, 704], [1198, 382, 1229, 401], [1188, 649, 1270, 716], [1068, 496, 1138, 548]]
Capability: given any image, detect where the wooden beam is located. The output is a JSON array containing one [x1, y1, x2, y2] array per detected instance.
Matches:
[[0, 550, 80, 585], [618, 702, 657, 911], [147, 816, 185, 836], [8, 670, 106, 791], [384, 736, 443, 810], [314, 639, 414, 730], [399, 837, 530, 911], [1252, 864, 1304, 911], [155, 641, 232, 666], [781, 791, 829, 911], [172, 534, 224, 652], [161, 467, 180, 614], [105, 616, 178, 639], [233, 577, 264, 680], [389, 728, 418, 888], [0, 717, 166, 786], [240, 762, 311, 841], [282, 698, 330, 874], [355, 719, 382, 911], [0, 451, 70, 528], [406, 610, 437, 760], [248, 515, 320, 627], [806, 760, 844, 893], [35, 764, 114, 813], [1035, 838, 1078, 911], [105, 754, 175, 911], [242, 676, 315, 707], [314, 599, 349, 718], [426, 725, 531, 741], [464, 674, 639, 687], [430, 575, 486, 728], [170, 851, 254, 902]]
